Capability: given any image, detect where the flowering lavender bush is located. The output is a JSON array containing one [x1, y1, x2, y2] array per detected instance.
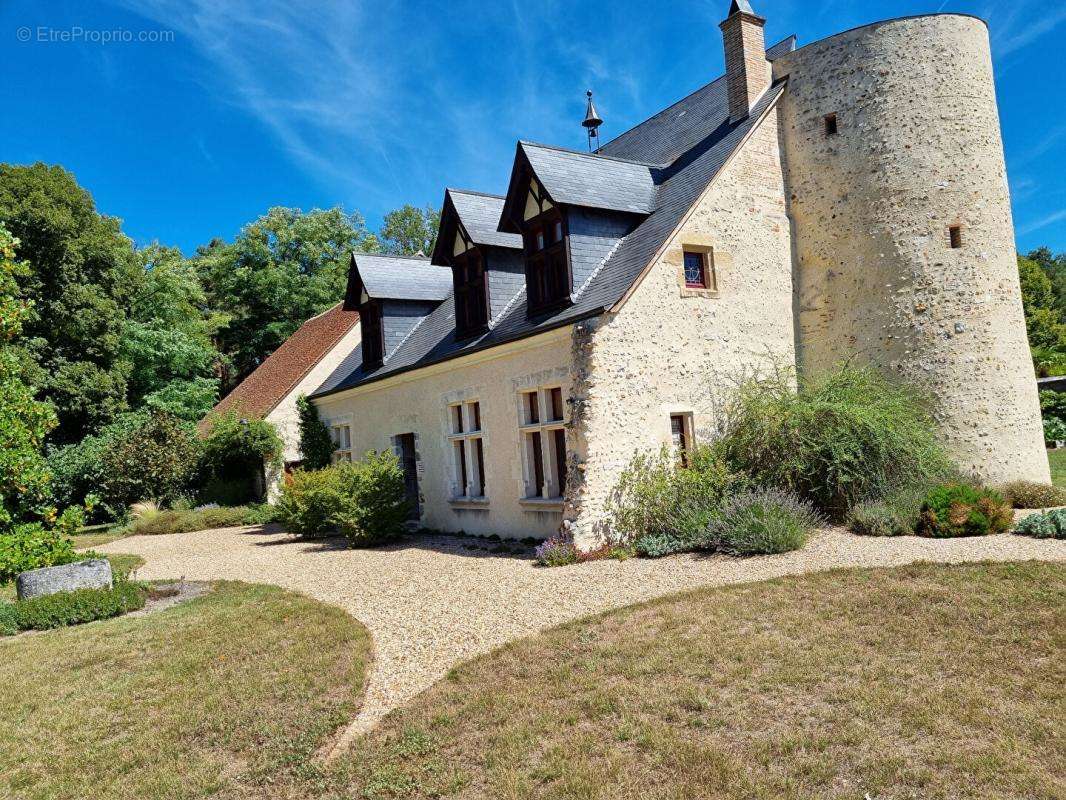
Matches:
[[534, 531, 579, 567], [707, 487, 823, 555]]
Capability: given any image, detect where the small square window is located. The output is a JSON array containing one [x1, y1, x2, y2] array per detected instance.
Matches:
[[683, 251, 708, 288], [824, 113, 838, 136], [948, 224, 963, 249]]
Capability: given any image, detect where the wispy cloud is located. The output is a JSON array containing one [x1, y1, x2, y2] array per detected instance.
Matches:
[[114, 0, 652, 213], [988, 3, 1066, 58], [1018, 208, 1066, 236]]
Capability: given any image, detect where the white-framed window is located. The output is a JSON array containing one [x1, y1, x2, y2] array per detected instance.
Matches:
[[447, 400, 486, 499], [330, 423, 352, 463], [518, 386, 567, 500]]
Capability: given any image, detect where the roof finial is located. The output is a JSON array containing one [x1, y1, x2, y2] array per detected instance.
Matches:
[[728, 0, 758, 16], [582, 89, 603, 152]]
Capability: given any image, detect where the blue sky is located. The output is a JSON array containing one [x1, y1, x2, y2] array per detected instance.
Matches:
[[3, 0, 1065, 255]]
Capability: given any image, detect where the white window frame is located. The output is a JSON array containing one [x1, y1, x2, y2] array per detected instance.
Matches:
[[669, 411, 695, 467], [330, 423, 352, 463], [446, 399, 487, 500], [517, 386, 567, 501]]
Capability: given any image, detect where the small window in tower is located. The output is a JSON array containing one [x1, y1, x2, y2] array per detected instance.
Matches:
[[948, 224, 963, 249], [824, 113, 838, 136]]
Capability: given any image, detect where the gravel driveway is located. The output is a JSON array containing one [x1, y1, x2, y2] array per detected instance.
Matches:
[[100, 526, 1066, 747]]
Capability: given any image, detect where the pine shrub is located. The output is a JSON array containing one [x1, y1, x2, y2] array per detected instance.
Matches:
[[916, 484, 1013, 538]]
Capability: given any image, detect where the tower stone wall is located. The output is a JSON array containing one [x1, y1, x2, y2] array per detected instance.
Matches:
[[772, 14, 1049, 484]]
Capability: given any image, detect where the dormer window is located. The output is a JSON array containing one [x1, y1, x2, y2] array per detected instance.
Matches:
[[514, 175, 572, 315], [360, 299, 383, 369], [451, 228, 489, 338]]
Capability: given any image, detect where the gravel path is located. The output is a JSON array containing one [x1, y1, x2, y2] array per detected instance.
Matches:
[[100, 526, 1066, 745]]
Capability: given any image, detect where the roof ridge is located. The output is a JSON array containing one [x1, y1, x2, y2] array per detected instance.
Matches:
[[598, 33, 795, 154], [355, 251, 432, 263], [519, 139, 664, 168], [447, 187, 505, 200], [488, 284, 527, 330]]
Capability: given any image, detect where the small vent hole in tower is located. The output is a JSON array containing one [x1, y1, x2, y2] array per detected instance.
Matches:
[[824, 113, 838, 136], [948, 224, 963, 249]]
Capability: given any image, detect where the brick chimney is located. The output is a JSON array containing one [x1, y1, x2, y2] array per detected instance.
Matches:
[[719, 0, 770, 123]]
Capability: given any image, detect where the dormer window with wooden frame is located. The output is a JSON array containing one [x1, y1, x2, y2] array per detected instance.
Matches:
[[449, 226, 489, 339], [359, 296, 384, 369], [521, 177, 572, 315]]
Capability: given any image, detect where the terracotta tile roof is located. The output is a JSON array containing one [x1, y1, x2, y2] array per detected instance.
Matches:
[[203, 303, 359, 428]]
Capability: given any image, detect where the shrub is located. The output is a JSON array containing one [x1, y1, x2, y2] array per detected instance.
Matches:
[[333, 452, 410, 547], [1, 580, 147, 634], [999, 480, 1066, 509], [608, 445, 745, 554], [716, 364, 952, 519], [847, 486, 925, 536], [707, 488, 823, 556], [916, 484, 1013, 538], [1014, 508, 1066, 539], [534, 532, 580, 567], [0, 511, 84, 583], [198, 410, 283, 505], [1043, 417, 1066, 443], [126, 505, 267, 536], [275, 468, 344, 538], [297, 395, 334, 470], [0, 603, 16, 636], [49, 411, 201, 521]]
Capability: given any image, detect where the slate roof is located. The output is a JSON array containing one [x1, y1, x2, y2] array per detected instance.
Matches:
[[448, 190, 521, 249], [355, 253, 452, 301], [204, 303, 359, 428], [507, 142, 659, 221], [311, 35, 796, 399]]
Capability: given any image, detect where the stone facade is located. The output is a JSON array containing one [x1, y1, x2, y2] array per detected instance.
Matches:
[[313, 330, 572, 538], [566, 102, 795, 547], [772, 14, 1048, 484], [264, 323, 363, 500], [309, 10, 1047, 545]]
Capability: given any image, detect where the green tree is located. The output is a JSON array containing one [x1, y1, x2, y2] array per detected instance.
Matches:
[[0, 223, 55, 527], [194, 207, 378, 391], [1019, 254, 1066, 375], [380, 204, 440, 256], [1027, 247, 1066, 321], [0, 163, 139, 443], [297, 395, 334, 469], [120, 243, 221, 414]]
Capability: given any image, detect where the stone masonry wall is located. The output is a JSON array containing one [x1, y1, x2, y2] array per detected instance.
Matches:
[[313, 332, 572, 539], [772, 14, 1049, 484], [567, 106, 796, 547]]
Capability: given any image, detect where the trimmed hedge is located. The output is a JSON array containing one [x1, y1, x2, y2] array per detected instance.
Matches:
[[0, 580, 147, 635]]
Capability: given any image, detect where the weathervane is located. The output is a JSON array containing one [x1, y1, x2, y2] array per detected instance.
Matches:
[[582, 90, 603, 152]]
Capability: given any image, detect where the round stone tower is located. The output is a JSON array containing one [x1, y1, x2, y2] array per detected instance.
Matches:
[[772, 14, 1049, 484]]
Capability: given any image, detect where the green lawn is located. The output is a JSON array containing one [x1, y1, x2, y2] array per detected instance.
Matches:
[[329, 562, 1064, 800], [0, 582, 371, 800], [1048, 448, 1066, 488]]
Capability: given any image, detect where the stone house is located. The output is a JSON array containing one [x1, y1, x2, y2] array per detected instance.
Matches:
[[204, 302, 361, 500], [303, 3, 1047, 547]]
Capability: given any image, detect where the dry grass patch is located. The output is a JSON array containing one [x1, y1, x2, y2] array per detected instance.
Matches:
[[330, 562, 1064, 800], [0, 581, 370, 800]]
